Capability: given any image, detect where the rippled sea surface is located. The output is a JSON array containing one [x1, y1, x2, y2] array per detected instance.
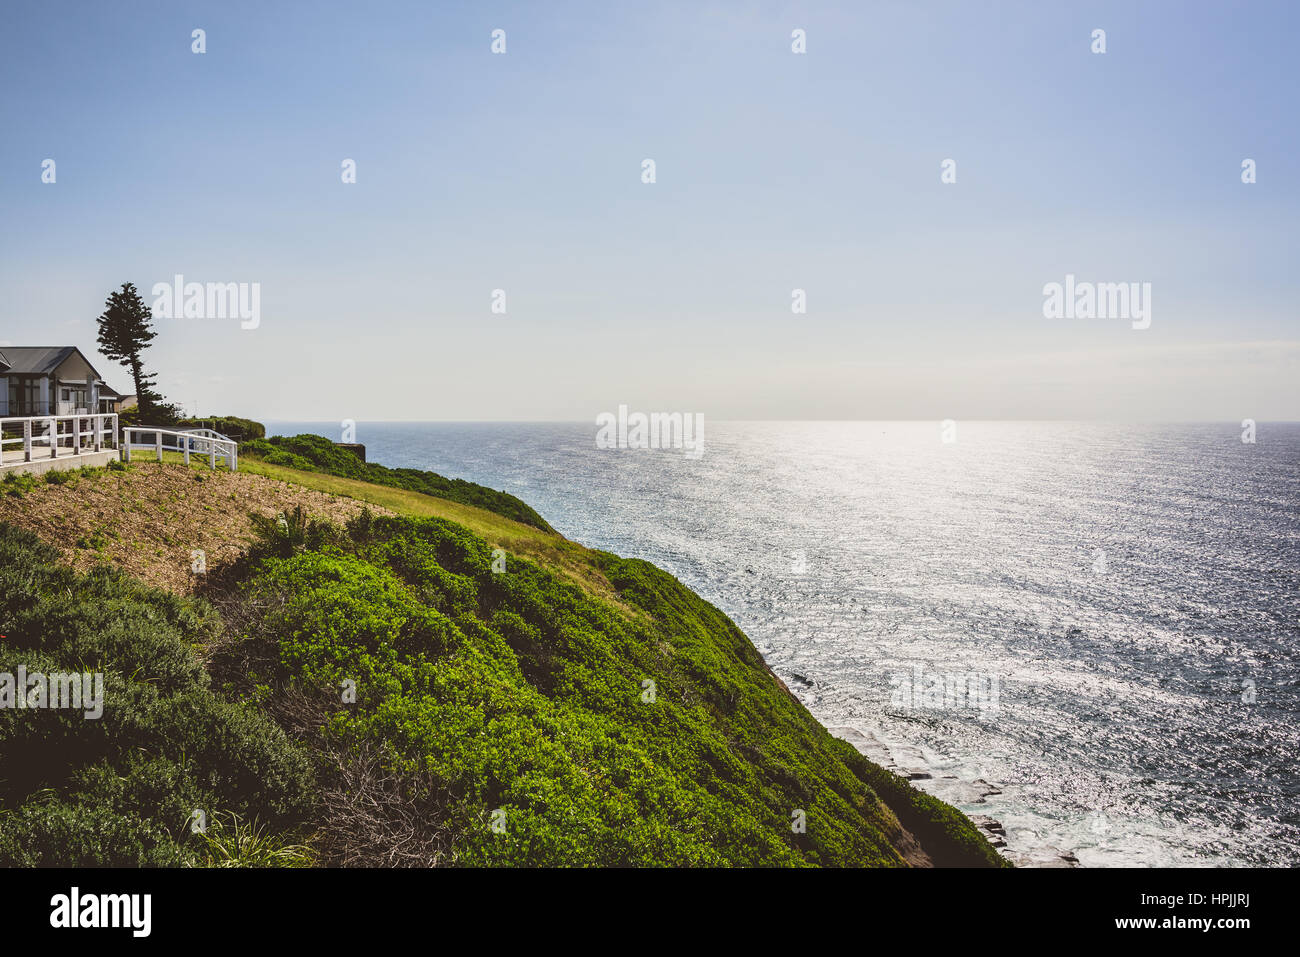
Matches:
[[269, 421, 1300, 866]]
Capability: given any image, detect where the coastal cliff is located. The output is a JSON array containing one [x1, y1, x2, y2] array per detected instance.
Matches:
[[0, 436, 1006, 867]]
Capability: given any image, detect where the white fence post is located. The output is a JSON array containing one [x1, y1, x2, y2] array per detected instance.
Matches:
[[48, 417, 57, 459]]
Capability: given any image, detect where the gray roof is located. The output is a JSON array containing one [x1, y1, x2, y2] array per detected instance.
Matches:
[[0, 346, 104, 380]]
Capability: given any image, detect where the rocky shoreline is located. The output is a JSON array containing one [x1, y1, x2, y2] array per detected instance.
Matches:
[[829, 725, 1080, 868]]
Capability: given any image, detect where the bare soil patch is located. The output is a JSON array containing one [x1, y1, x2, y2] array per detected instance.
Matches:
[[0, 462, 393, 594]]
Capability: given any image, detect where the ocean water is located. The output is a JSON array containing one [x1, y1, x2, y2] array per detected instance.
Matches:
[[267, 420, 1300, 867]]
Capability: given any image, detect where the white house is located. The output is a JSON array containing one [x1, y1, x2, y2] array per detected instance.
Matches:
[[0, 346, 119, 417]]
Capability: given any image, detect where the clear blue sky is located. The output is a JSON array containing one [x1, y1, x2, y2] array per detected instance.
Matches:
[[1, 0, 1296, 420]]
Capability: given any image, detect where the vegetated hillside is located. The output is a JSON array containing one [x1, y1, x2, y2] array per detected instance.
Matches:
[[243, 433, 554, 532], [0, 460, 1006, 867]]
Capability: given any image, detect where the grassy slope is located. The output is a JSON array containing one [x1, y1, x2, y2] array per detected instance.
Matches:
[[1, 450, 1006, 867], [240, 434, 553, 532]]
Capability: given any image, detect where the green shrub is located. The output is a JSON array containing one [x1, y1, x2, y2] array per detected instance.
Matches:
[[1, 472, 39, 497], [175, 416, 266, 443], [0, 799, 192, 867], [0, 524, 316, 867], [247, 506, 340, 559]]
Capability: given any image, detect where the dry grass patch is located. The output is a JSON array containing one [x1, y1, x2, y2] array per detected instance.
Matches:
[[0, 461, 390, 594]]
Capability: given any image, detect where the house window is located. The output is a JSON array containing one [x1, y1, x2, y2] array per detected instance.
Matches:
[[56, 386, 88, 409], [8, 378, 41, 415]]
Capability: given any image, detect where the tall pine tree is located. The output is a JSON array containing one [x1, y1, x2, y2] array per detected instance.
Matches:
[[96, 282, 178, 423]]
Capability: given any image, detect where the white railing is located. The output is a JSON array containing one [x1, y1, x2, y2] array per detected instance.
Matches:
[[177, 427, 232, 442], [159, 428, 235, 463], [122, 427, 237, 471], [0, 413, 118, 462]]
